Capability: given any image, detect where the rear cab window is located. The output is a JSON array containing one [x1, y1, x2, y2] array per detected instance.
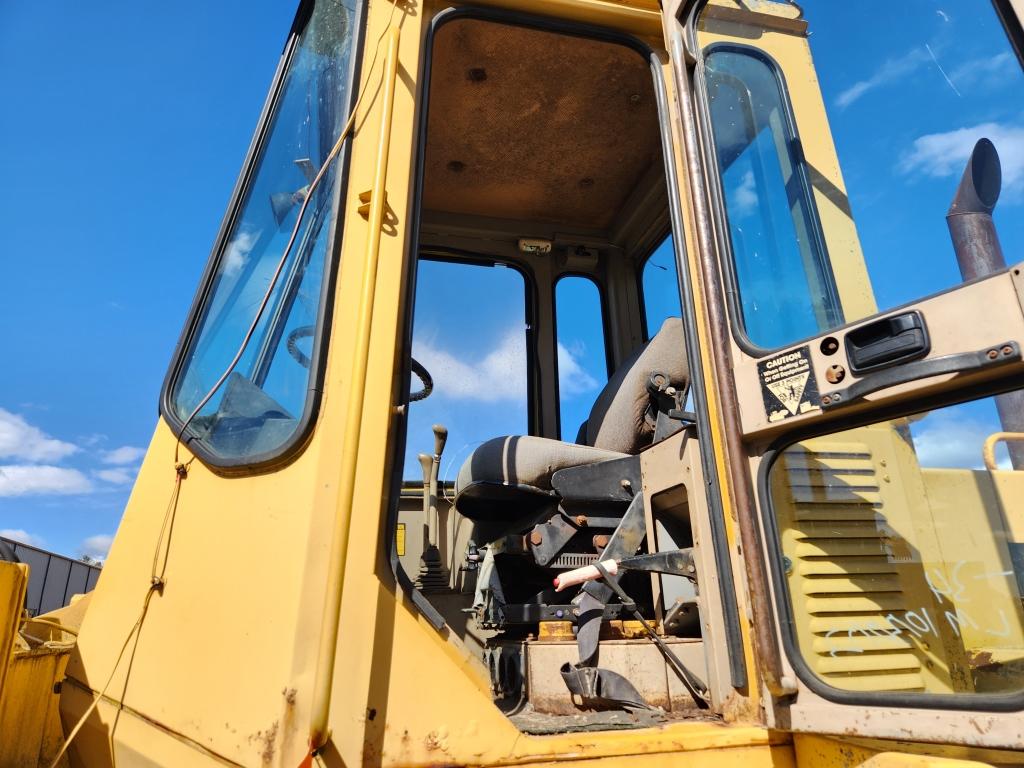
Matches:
[[554, 275, 609, 441]]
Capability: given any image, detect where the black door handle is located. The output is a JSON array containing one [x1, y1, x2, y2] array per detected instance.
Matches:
[[846, 311, 929, 373]]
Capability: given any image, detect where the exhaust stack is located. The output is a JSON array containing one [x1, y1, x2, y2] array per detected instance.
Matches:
[[946, 138, 1024, 469]]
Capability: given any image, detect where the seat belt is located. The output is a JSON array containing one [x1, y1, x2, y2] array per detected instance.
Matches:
[[560, 492, 710, 709], [560, 493, 650, 708]]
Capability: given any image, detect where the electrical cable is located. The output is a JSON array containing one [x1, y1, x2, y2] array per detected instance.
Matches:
[[47, 462, 189, 768]]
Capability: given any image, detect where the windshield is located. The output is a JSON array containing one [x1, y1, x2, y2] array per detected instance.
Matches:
[[168, 0, 358, 463]]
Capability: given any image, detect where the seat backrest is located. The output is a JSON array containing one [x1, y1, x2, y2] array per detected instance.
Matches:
[[580, 316, 688, 454]]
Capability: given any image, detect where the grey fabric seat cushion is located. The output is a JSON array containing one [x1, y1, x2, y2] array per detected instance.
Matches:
[[584, 316, 687, 454], [456, 435, 627, 494], [452, 317, 686, 522]]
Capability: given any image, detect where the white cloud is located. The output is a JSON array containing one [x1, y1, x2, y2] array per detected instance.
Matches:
[[80, 534, 113, 561], [557, 342, 600, 396], [413, 332, 602, 403], [899, 121, 1024, 194], [0, 408, 78, 462], [0, 465, 93, 497], [413, 331, 528, 402], [949, 52, 1017, 90], [911, 411, 997, 469], [221, 229, 259, 278], [79, 433, 107, 448], [101, 446, 146, 465], [0, 529, 45, 547], [731, 169, 759, 217], [836, 48, 929, 110], [94, 468, 135, 485]]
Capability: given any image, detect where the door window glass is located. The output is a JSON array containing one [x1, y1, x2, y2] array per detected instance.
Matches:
[[769, 391, 1024, 699], [555, 276, 608, 442], [705, 48, 842, 349], [168, 0, 358, 462], [405, 259, 529, 482], [640, 236, 683, 340]]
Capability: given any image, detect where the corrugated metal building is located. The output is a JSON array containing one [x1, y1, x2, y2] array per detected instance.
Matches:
[[0, 537, 101, 616]]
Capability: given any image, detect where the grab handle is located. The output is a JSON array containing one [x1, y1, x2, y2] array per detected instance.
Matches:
[[822, 341, 1020, 410]]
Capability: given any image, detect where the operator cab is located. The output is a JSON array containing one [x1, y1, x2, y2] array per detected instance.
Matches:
[[394, 17, 709, 727]]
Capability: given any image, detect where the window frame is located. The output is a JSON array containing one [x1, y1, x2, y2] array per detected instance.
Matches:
[[695, 41, 843, 356], [158, 0, 367, 472], [551, 271, 613, 441]]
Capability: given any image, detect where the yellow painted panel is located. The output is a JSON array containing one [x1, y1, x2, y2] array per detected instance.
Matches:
[[0, 647, 72, 768], [773, 425, 967, 694], [0, 561, 27, 696], [795, 734, 993, 768]]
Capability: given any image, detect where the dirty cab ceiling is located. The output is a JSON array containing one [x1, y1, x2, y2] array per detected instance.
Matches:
[[423, 19, 663, 235]]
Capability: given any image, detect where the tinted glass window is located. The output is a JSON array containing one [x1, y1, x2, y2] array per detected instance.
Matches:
[[705, 48, 842, 349], [405, 259, 529, 482], [555, 276, 608, 441], [641, 236, 683, 340], [169, 0, 357, 462]]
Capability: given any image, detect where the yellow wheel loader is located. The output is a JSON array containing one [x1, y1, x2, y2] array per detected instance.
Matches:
[[4, 0, 1024, 765]]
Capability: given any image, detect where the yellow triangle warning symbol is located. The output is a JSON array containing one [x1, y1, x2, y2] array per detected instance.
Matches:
[[767, 372, 809, 416]]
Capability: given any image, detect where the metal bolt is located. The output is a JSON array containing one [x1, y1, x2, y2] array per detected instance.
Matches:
[[575, 515, 588, 527], [687, 564, 696, 573], [1002, 345, 1014, 356], [782, 556, 793, 575], [988, 349, 999, 360], [825, 364, 846, 384], [530, 530, 543, 546], [620, 478, 631, 490], [822, 395, 832, 405], [556, 609, 564, 618], [593, 534, 610, 549]]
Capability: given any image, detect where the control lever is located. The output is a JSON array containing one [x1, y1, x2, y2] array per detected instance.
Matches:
[[415, 424, 450, 591], [822, 341, 1020, 410]]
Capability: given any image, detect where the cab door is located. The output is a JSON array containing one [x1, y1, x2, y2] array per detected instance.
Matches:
[[663, 0, 1024, 748]]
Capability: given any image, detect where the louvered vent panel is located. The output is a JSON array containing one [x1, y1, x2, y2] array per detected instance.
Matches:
[[780, 442, 926, 691]]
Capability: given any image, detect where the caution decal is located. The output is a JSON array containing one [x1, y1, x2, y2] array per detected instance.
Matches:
[[757, 345, 820, 422]]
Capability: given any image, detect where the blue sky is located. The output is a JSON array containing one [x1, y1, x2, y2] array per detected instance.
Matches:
[[0, 3, 296, 557], [1, 1, 1022, 558]]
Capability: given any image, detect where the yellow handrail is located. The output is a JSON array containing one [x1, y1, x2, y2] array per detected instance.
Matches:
[[983, 431, 1024, 471], [308, 25, 401, 755]]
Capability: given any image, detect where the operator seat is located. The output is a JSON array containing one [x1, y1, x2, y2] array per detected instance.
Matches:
[[454, 317, 688, 522]]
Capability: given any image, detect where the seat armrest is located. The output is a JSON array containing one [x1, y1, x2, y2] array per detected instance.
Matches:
[[550, 454, 641, 504]]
